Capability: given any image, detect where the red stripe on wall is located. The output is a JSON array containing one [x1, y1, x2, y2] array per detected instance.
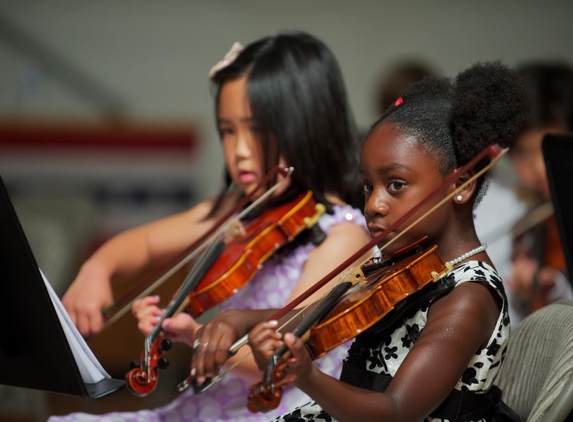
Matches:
[[0, 121, 199, 153]]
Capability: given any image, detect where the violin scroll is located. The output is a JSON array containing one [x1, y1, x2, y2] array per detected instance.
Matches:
[[125, 336, 172, 397], [247, 361, 294, 413]]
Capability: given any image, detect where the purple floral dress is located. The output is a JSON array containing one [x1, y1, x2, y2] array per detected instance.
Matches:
[[48, 205, 367, 422]]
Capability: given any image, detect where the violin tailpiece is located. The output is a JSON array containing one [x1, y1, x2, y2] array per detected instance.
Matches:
[[303, 203, 326, 229]]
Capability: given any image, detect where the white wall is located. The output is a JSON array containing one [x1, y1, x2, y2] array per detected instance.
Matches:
[[1, 0, 573, 199]]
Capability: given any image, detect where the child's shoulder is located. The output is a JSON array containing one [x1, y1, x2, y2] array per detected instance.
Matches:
[[304, 206, 371, 271], [450, 260, 504, 293], [435, 261, 506, 331], [319, 205, 369, 247], [318, 204, 367, 233]]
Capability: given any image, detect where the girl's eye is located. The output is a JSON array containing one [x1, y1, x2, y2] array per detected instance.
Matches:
[[388, 181, 406, 192], [362, 181, 373, 193], [219, 127, 233, 137]]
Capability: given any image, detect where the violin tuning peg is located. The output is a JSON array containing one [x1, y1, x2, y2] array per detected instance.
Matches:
[[129, 360, 140, 369], [159, 338, 172, 352], [155, 357, 170, 370]]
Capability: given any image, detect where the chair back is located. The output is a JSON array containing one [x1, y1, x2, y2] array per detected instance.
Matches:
[[495, 299, 573, 422]]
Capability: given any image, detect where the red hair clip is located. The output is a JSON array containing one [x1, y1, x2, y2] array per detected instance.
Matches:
[[394, 97, 403, 107]]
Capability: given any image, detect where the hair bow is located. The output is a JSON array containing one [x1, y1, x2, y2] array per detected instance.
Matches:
[[208, 42, 244, 80]]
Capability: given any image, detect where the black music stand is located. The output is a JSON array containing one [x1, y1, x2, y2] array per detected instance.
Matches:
[[0, 174, 124, 398], [543, 133, 573, 285]]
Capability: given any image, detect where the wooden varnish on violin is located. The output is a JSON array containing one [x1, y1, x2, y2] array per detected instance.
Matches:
[[248, 242, 448, 413], [186, 190, 326, 316], [307, 244, 445, 359], [542, 216, 566, 271]]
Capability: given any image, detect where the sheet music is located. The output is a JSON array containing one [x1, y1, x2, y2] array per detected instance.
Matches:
[[41, 270, 109, 384]]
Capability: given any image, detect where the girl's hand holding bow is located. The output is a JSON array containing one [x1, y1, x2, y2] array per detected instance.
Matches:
[[190, 309, 281, 384], [190, 309, 251, 384]]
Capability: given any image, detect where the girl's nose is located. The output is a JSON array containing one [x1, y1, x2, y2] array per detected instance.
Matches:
[[364, 192, 389, 219], [234, 130, 252, 158]]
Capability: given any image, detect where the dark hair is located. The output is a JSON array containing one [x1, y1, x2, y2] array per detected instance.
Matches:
[[369, 61, 530, 205], [516, 61, 573, 133], [209, 31, 361, 214]]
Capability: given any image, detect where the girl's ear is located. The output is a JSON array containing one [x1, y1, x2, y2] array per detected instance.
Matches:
[[451, 170, 477, 205]]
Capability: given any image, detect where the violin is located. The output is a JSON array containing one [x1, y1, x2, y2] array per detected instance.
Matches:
[[186, 190, 325, 316], [183, 144, 507, 397], [514, 210, 566, 313], [125, 170, 327, 396], [247, 242, 448, 413]]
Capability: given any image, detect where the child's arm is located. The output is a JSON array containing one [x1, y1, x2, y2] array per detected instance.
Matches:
[[62, 198, 219, 337], [268, 280, 501, 422]]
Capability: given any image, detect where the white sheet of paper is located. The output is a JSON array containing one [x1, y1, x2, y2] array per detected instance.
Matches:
[[41, 269, 109, 384]]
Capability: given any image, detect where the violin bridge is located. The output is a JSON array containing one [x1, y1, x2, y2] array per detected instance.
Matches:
[[339, 266, 365, 286]]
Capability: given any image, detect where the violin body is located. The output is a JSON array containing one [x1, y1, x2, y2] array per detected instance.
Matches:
[[248, 243, 447, 413], [187, 191, 326, 316], [514, 212, 566, 313], [307, 244, 445, 359], [542, 216, 566, 270]]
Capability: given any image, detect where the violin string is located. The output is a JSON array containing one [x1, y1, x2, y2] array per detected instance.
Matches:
[[103, 168, 295, 330], [184, 149, 508, 392]]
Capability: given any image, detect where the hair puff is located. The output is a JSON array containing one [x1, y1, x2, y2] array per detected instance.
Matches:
[[451, 61, 530, 166]]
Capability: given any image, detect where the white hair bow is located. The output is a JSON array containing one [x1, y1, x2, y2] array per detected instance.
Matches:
[[208, 42, 244, 80]]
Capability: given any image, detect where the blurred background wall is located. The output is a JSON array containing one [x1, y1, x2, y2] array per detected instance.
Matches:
[[0, 1, 572, 420]]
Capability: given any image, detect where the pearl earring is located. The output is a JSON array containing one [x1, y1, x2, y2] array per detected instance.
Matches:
[[455, 195, 463, 202]]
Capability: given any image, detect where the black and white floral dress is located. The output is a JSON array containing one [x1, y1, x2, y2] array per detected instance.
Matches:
[[272, 261, 511, 422]]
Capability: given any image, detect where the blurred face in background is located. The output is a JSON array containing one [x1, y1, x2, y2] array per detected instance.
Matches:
[[217, 75, 265, 196], [510, 125, 568, 200]]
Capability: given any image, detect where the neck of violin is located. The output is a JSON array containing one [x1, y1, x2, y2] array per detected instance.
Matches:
[[265, 279, 354, 381], [148, 238, 226, 342]]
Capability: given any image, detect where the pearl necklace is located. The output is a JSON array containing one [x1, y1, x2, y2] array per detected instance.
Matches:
[[446, 243, 488, 267]]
